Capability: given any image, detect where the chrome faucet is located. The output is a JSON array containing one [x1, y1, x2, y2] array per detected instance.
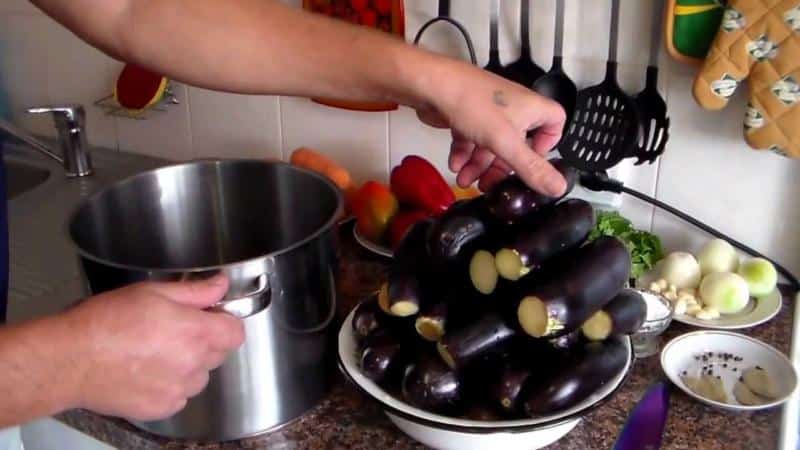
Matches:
[[0, 104, 93, 177]]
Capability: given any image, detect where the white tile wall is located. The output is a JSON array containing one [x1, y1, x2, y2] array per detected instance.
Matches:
[[652, 60, 800, 272], [389, 106, 455, 184], [279, 96, 389, 183], [115, 83, 193, 161], [188, 88, 282, 161], [0, 0, 42, 15], [45, 19, 121, 150], [0, 0, 798, 275], [0, 13, 54, 137]]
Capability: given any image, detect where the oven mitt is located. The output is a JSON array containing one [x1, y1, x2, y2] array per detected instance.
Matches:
[[692, 0, 800, 158]]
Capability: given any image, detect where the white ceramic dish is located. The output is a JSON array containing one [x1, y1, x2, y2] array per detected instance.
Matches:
[[671, 288, 782, 330], [352, 224, 392, 258], [338, 308, 634, 450], [661, 330, 797, 411]]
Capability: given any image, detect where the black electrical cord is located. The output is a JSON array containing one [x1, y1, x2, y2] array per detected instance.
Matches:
[[579, 171, 800, 291]]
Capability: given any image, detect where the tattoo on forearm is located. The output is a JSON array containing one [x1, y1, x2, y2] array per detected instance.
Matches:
[[493, 90, 508, 107]]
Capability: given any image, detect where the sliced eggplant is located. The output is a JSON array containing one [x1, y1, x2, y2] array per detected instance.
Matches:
[[486, 159, 577, 225], [415, 302, 448, 342], [437, 313, 518, 370], [523, 336, 628, 416], [582, 288, 647, 341], [516, 236, 631, 338], [426, 197, 491, 265], [386, 220, 433, 317], [495, 199, 594, 280], [402, 353, 463, 415], [360, 330, 407, 388], [469, 249, 499, 295]]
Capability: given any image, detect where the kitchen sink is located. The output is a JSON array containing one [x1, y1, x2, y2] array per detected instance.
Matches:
[[2, 140, 170, 323], [4, 159, 50, 199]]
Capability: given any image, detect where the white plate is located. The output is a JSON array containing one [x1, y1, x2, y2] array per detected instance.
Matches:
[[352, 224, 393, 258], [661, 330, 797, 411], [671, 288, 782, 330], [337, 307, 633, 432]]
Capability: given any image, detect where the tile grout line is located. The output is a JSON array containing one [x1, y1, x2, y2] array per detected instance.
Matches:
[[277, 96, 284, 160], [275, 95, 286, 161], [184, 85, 194, 160], [385, 110, 391, 181]]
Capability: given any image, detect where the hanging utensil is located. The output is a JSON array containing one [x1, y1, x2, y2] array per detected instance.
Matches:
[[484, 0, 505, 75], [631, 0, 670, 165], [613, 381, 671, 450], [413, 0, 477, 65], [503, 0, 546, 86], [532, 0, 577, 130], [556, 0, 640, 172]]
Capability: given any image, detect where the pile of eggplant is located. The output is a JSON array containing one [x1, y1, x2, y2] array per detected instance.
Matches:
[[352, 159, 646, 420]]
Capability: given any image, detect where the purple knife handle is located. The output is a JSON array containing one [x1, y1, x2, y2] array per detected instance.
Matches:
[[613, 381, 670, 450]]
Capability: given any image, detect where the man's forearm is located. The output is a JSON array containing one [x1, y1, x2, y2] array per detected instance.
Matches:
[[0, 316, 82, 428], [31, 0, 453, 109]]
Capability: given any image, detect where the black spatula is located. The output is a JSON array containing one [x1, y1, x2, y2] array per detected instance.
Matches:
[[503, 0, 545, 86], [532, 0, 577, 130], [556, 0, 640, 172], [484, 0, 505, 76], [631, 0, 670, 165]]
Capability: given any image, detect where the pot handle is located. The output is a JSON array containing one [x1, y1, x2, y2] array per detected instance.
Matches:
[[208, 273, 270, 319]]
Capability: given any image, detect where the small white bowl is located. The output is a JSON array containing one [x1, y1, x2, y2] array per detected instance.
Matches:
[[338, 308, 634, 450], [661, 330, 798, 411]]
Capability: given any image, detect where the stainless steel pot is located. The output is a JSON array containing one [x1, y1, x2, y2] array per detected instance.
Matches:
[[67, 159, 343, 441]]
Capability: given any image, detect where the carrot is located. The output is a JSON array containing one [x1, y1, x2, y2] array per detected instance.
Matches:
[[290, 147, 353, 191]]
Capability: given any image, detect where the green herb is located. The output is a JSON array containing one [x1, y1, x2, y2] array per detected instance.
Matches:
[[589, 211, 664, 279]]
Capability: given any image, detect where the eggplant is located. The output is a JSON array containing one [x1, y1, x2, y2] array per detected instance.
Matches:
[[495, 199, 594, 281], [352, 294, 389, 341], [385, 220, 433, 316], [426, 197, 492, 265], [437, 313, 518, 370], [463, 404, 503, 421], [548, 329, 583, 350], [523, 335, 628, 416], [516, 236, 631, 338], [582, 288, 647, 341], [360, 330, 407, 388], [415, 302, 448, 342], [491, 364, 534, 415], [486, 159, 577, 225], [402, 352, 463, 415]]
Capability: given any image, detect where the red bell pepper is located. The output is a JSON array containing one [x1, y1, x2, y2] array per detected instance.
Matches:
[[388, 209, 431, 250], [390, 155, 455, 215]]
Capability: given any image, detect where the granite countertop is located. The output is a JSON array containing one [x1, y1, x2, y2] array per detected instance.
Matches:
[[56, 223, 795, 450]]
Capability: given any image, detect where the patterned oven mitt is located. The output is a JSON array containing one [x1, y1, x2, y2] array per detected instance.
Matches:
[[693, 0, 800, 157]]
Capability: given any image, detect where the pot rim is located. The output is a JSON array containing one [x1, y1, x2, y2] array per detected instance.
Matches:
[[65, 158, 344, 273]]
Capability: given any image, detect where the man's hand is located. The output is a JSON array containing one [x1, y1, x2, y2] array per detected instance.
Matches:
[[62, 275, 244, 421], [415, 62, 567, 196]]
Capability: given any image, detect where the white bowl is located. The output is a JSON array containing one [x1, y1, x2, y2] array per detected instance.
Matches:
[[661, 330, 798, 411], [338, 308, 634, 450]]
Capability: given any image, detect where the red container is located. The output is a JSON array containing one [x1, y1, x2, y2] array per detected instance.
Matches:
[[302, 0, 405, 112]]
